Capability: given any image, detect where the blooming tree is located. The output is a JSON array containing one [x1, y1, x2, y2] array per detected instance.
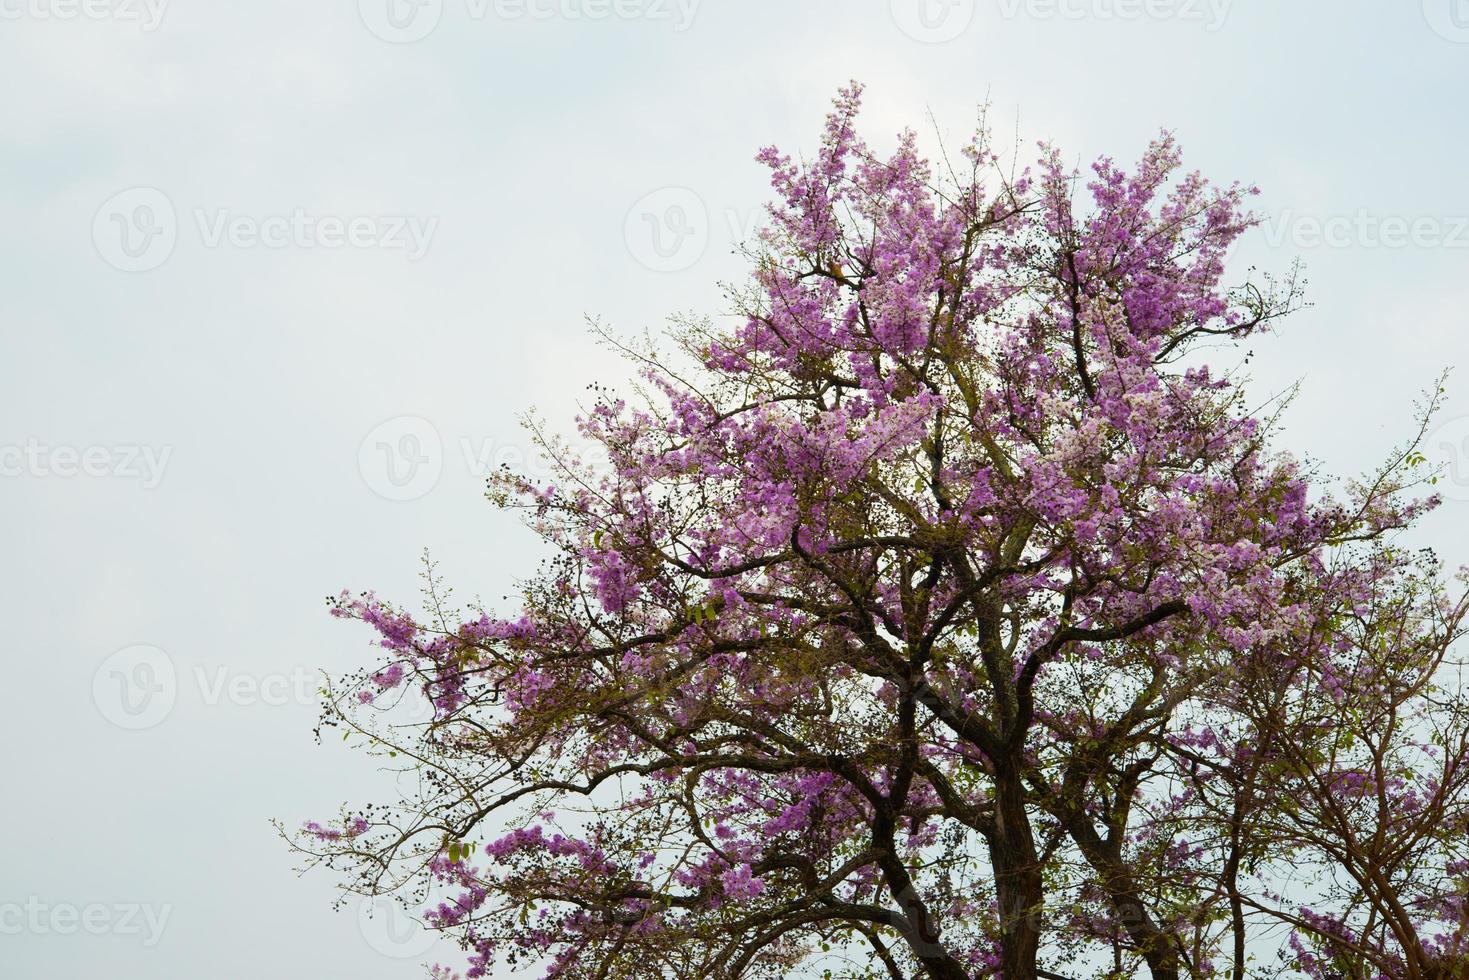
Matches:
[[286, 86, 1469, 980]]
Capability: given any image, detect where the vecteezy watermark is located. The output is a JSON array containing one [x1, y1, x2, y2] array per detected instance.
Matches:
[[0, 0, 167, 29], [358, 0, 443, 42], [457, 434, 568, 481], [0, 440, 172, 488], [1258, 209, 1469, 251], [890, 0, 976, 43], [193, 210, 437, 260], [0, 899, 172, 947], [1423, 0, 1469, 42], [358, 895, 441, 958], [93, 646, 177, 731], [994, 0, 1232, 30], [359, 416, 444, 502], [93, 187, 437, 272], [93, 645, 324, 730], [357, 0, 700, 42], [358, 417, 614, 501], [1427, 415, 1469, 503], [624, 187, 709, 273], [622, 187, 763, 273], [92, 187, 177, 273]]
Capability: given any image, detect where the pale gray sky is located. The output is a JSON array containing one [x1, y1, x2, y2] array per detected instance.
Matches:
[[3, 2, 1468, 977]]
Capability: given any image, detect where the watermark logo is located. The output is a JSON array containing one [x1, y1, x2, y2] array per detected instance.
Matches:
[[93, 188, 437, 271], [0, 899, 171, 946], [93, 645, 177, 731], [890, 0, 975, 42], [357, 423, 619, 500], [0, 0, 168, 29], [358, 0, 443, 42], [93, 187, 177, 273], [359, 416, 443, 501], [624, 187, 708, 272], [1424, 0, 1469, 42], [93, 646, 326, 730], [358, 896, 440, 958], [1428, 415, 1469, 502]]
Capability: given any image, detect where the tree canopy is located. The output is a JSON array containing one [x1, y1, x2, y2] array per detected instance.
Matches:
[[287, 85, 1469, 980]]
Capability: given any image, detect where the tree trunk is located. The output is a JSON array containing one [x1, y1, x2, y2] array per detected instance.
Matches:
[[990, 765, 1044, 980]]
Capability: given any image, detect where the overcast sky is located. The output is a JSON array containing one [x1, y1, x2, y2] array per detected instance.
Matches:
[[3, 2, 1468, 977]]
